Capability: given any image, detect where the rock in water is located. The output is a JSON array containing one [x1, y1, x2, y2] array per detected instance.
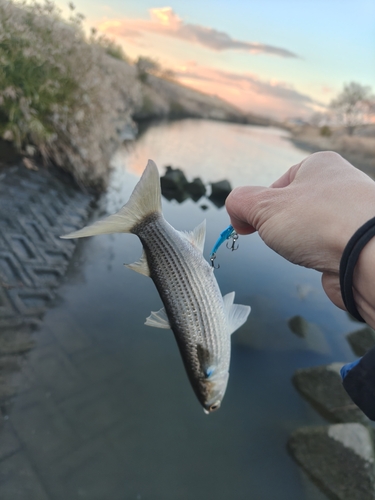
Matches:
[[160, 166, 189, 202], [292, 363, 369, 424], [209, 180, 232, 207], [288, 315, 310, 337], [347, 327, 375, 357], [288, 423, 375, 500], [185, 177, 206, 201]]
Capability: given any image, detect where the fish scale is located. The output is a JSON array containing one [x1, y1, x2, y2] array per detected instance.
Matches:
[[61, 160, 250, 413]]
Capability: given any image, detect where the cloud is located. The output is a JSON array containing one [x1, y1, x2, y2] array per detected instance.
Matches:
[[175, 62, 318, 105], [99, 7, 299, 58], [171, 62, 324, 119]]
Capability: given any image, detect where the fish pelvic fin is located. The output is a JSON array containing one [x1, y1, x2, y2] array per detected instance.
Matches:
[[61, 160, 162, 239], [223, 292, 251, 335]]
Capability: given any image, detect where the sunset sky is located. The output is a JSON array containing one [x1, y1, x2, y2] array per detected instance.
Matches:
[[58, 0, 374, 119]]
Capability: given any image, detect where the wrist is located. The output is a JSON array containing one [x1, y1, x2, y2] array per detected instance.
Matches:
[[353, 236, 375, 328]]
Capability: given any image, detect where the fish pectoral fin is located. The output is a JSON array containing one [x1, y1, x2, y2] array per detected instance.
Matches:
[[223, 292, 251, 335], [145, 308, 171, 329], [124, 250, 150, 277], [180, 220, 206, 253], [197, 344, 213, 375]]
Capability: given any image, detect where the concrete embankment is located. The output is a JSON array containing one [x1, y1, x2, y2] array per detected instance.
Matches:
[[0, 160, 93, 407]]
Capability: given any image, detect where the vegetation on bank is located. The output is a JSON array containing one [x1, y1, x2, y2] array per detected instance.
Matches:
[[289, 124, 375, 178], [0, 0, 141, 190], [288, 82, 375, 178]]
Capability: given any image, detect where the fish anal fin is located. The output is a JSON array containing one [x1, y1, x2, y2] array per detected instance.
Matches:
[[125, 250, 150, 277], [181, 220, 206, 253], [145, 307, 171, 329], [223, 292, 251, 335]]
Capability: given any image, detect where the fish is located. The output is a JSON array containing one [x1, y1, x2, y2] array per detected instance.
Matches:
[[61, 160, 250, 413]]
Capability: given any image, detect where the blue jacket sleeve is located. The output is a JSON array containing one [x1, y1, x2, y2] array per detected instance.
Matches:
[[341, 346, 375, 421]]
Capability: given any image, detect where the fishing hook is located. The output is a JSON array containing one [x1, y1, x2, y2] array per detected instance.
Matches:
[[226, 231, 239, 251], [210, 253, 220, 269]]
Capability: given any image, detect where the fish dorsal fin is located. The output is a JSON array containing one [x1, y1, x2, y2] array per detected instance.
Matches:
[[124, 250, 150, 277], [61, 160, 161, 239], [223, 292, 251, 335], [145, 307, 171, 329], [181, 220, 206, 253]]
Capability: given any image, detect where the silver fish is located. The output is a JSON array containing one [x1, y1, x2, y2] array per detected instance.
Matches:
[[62, 161, 250, 413]]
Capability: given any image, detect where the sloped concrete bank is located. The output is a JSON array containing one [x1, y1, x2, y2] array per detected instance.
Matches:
[[0, 161, 94, 412]]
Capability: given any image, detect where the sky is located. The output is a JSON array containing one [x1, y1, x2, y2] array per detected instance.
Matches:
[[57, 0, 375, 120]]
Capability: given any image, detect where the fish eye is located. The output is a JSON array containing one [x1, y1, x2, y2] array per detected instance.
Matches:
[[209, 401, 221, 412]]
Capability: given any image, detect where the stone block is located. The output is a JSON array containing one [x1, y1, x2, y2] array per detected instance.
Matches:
[[292, 363, 368, 423], [289, 423, 375, 500]]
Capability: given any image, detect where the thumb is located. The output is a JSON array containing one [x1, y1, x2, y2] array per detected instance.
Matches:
[[225, 186, 271, 235]]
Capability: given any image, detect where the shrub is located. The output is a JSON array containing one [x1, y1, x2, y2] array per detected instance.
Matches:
[[0, 0, 140, 190], [319, 125, 332, 137]]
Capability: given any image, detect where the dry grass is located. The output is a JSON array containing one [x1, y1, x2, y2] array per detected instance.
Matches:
[[0, 0, 140, 190], [290, 125, 375, 179]]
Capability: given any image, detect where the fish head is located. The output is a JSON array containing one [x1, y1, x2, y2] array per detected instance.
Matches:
[[200, 368, 229, 414]]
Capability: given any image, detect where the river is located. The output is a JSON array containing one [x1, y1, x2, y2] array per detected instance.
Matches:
[[10, 120, 361, 499]]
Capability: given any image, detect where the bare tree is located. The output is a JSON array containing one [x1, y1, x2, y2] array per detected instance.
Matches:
[[329, 82, 374, 135]]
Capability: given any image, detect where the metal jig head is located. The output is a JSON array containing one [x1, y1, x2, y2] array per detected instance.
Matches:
[[209, 225, 239, 269]]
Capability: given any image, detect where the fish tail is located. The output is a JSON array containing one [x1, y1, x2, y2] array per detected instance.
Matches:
[[61, 160, 161, 239]]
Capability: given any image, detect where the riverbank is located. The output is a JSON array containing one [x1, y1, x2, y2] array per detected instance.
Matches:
[[288, 124, 375, 178]]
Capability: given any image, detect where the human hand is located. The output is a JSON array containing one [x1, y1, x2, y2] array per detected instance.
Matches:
[[225, 152, 375, 320]]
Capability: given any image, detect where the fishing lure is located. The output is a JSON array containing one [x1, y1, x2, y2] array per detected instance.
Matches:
[[210, 225, 239, 269]]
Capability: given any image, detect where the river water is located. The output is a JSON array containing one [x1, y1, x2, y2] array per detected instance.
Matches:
[[10, 120, 361, 499]]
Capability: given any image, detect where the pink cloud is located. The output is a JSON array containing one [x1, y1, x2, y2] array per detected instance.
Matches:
[[173, 62, 321, 118], [99, 7, 299, 58]]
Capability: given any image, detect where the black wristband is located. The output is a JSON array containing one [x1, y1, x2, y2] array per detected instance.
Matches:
[[339, 216, 375, 322]]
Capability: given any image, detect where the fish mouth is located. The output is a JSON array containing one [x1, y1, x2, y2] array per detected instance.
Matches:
[[203, 400, 222, 414]]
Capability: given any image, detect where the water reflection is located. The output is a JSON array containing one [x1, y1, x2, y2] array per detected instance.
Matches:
[[160, 164, 232, 207], [114, 119, 304, 187], [160, 165, 206, 203]]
